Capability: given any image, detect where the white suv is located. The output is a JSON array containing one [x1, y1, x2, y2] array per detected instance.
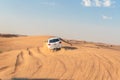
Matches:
[[47, 37, 62, 50]]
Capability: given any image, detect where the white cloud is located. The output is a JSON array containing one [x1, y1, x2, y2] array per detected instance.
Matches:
[[94, 0, 102, 7], [82, 0, 91, 7], [102, 15, 112, 20], [103, 0, 111, 7], [40, 2, 56, 6], [81, 0, 114, 7]]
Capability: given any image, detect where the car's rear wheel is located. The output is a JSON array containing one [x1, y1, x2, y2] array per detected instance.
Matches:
[[53, 48, 61, 51]]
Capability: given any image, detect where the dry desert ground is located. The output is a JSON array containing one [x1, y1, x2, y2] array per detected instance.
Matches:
[[0, 35, 120, 80]]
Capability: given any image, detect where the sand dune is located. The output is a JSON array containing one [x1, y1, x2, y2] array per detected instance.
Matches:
[[0, 36, 120, 80]]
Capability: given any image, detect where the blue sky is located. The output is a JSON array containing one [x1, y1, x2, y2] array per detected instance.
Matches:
[[0, 0, 120, 44]]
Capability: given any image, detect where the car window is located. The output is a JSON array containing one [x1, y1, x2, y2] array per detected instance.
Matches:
[[49, 39, 60, 43]]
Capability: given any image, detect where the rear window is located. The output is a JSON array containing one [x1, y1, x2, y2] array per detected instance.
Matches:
[[49, 39, 60, 43]]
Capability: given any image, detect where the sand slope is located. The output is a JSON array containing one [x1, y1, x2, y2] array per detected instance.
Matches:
[[0, 36, 120, 80]]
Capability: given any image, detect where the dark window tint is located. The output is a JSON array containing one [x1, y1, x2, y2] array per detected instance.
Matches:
[[49, 39, 60, 43]]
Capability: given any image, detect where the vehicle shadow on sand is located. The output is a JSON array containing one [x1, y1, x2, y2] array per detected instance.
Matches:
[[62, 46, 78, 50]]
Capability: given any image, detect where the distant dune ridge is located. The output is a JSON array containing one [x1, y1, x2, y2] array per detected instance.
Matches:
[[0, 33, 26, 38], [0, 35, 120, 80]]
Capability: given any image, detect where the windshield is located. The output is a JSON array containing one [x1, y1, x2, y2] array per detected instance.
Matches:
[[49, 39, 60, 43]]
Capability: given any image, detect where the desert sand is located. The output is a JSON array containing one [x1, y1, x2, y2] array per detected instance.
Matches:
[[0, 36, 120, 80]]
